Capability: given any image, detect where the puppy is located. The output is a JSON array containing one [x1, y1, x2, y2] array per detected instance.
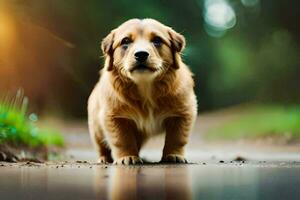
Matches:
[[88, 19, 197, 165]]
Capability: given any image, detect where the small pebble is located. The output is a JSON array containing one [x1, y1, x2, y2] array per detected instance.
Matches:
[[234, 156, 247, 162], [219, 160, 224, 163], [202, 162, 206, 165]]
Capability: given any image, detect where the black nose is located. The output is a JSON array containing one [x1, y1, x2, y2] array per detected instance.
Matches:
[[134, 51, 149, 62]]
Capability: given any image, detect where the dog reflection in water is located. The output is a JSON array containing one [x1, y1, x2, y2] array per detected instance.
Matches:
[[93, 166, 191, 200]]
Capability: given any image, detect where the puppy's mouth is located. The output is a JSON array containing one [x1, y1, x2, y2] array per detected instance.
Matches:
[[130, 64, 156, 73]]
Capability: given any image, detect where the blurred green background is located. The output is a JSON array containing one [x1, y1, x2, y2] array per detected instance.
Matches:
[[1, 0, 300, 118]]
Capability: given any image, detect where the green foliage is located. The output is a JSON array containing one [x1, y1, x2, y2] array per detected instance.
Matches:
[[206, 105, 300, 140], [0, 93, 64, 147]]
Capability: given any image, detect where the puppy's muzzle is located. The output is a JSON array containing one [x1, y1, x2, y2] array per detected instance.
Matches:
[[130, 51, 156, 73]]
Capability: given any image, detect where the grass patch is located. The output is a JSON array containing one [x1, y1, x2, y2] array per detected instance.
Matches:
[[206, 105, 300, 141], [0, 91, 64, 147]]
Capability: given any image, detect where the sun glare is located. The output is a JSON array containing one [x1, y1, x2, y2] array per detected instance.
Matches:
[[0, 12, 16, 47]]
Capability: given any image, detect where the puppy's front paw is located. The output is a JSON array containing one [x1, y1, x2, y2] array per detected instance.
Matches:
[[98, 156, 113, 164], [114, 156, 143, 165], [161, 154, 188, 164]]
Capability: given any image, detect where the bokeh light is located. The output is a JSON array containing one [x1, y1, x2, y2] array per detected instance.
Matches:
[[29, 113, 39, 122], [203, 0, 236, 37]]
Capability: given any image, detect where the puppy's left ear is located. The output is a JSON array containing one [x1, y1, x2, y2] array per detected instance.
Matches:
[[168, 28, 186, 52], [168, 28, 186, 69]]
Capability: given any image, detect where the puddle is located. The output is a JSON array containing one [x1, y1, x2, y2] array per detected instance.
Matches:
[[0, 163, 299, 200]]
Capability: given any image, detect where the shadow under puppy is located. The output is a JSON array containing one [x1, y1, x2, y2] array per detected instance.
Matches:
[[88, 18, 197, 165]]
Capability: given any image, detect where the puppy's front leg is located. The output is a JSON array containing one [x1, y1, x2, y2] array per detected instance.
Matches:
[[106, 117, 142, 165], [161, 116, 193, 163]]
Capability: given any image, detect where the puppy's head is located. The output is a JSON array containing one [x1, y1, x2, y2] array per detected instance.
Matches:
[[101, 19, 185, 82]]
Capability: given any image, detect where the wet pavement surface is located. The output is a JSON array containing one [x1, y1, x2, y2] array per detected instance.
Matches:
[[1, 120, 300, 200], [1, 161, 300, 200]]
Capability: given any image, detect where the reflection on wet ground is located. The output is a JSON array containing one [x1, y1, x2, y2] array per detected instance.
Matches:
[[1, 162, 300, 200], [2, 129, 300, 200]]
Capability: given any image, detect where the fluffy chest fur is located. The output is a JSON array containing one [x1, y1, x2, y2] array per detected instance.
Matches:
[[122, 81, 171, 136], [130, 108, 168, 136], [131, 77, 172, 135]]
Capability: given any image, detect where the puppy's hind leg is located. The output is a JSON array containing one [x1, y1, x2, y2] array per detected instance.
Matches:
[[89, 125, 113, 164]]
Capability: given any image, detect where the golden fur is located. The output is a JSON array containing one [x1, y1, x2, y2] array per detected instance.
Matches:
[[88, 19, 197, 164]]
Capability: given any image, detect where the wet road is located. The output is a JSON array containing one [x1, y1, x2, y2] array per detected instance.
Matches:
[[1, 121, 300, 200], [1, 161, 300, 200]]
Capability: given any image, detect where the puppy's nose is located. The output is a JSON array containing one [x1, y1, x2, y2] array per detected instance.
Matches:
[[134, 51, 149, 62]]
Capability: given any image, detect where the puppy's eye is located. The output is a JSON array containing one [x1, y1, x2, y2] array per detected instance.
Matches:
[[121, 37, 132, 47], [152, 36, 163, 47]]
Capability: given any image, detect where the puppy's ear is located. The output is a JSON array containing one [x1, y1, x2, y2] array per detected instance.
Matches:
[[168, 29, 186, 69], [168, 28, 186, 53], [101, 31, 115, 71]]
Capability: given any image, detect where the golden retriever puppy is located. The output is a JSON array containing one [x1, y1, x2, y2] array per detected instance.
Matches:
[[88, 18, 197, 165]]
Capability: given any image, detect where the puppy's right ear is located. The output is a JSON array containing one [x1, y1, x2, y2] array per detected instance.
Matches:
[[101, 31, 115, 71]]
